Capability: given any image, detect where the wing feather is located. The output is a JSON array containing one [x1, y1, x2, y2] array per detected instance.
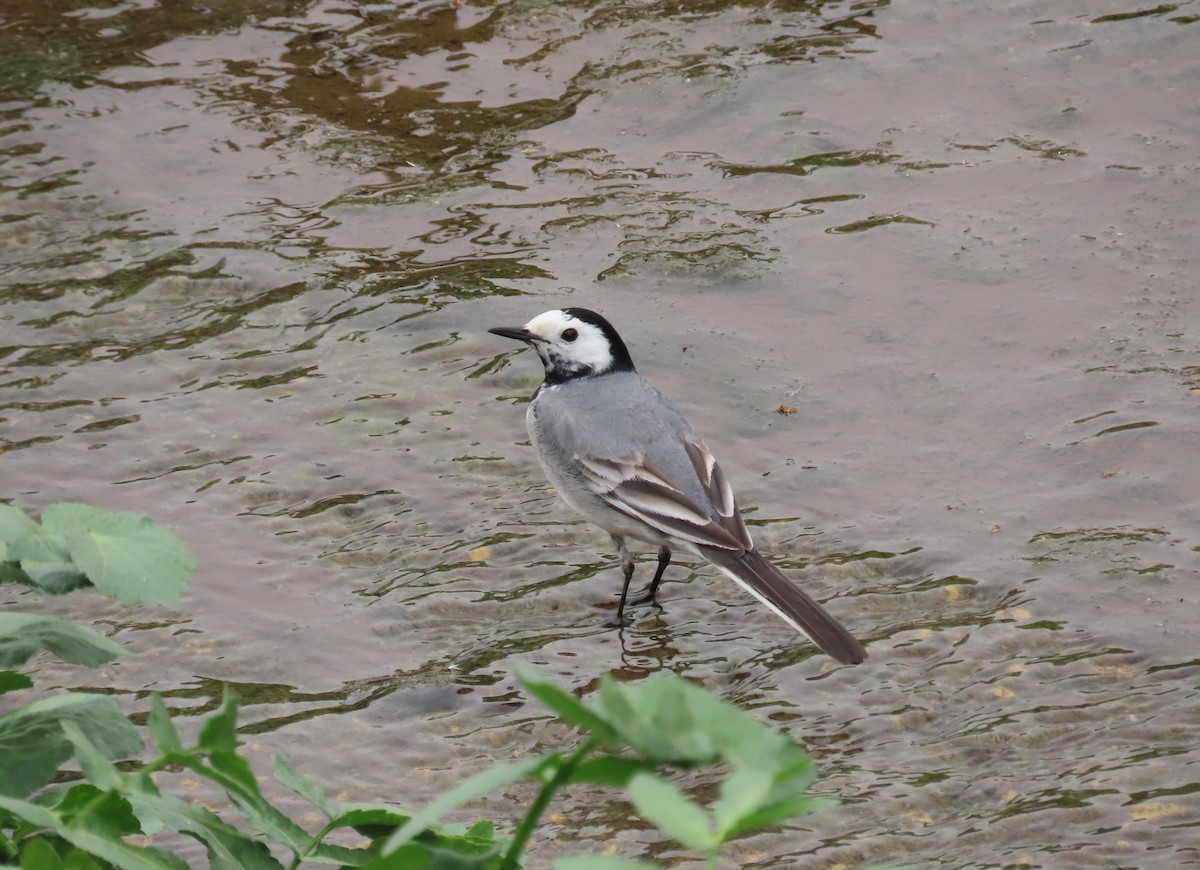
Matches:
[[575, 442, 751, 552], [683, 440, 752, 547]]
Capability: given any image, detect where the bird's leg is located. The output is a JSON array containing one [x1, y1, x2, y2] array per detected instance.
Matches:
[[628, 545, 672, 605], [614, 536, 635, 620], [612, 534, 636, 625]]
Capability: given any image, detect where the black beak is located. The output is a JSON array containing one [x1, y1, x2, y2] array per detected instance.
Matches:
[[488, 326, 536, 343]]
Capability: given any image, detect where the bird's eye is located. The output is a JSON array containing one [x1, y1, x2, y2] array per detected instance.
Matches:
[[561, 328, 578, 343]]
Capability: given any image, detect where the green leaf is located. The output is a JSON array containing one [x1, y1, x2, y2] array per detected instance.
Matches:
[[273, 754, 333, 819], [570, 756, 654, 788], [126, 790, 284, 870], [712, 767, 772, 839], [594, 677, 638, 734], [61, 721, 121, 790], [589, 672, 817, 778], [0, 669, 34, 694], [555, 859, 663, 870], [0, 794, 59, 828], [722, 796, 835, 839], [52, 784, 142, 836], [0, 693, 142, 798], [197, 691, 240, 754], [197, 753, 312, 853], [515, 666, 616, 740], [9, 540, 74, 575], [363, 843, 433, 869], [624, 773, 714, 852], [302, 841, 370, 866], [0, 612, 125, 668], [19, 836, 65, 869], [42, 503, 195, 606], [367, 816, 502, 869], [62, 849, 108, 870], [208, 751, 259, 797], [764, 752, 818, 795], [0, 560, 33, 585], [57, 824, 189, 870], [591, 675, 714, 764], [381, 755, 549, 854], [199, 768, 311, 855], [0, 504, 69, 563], [0, 503, 42, 545], [463, 819, 494, 840], [691, 700, 791, 772], [146, 695, 182, 754], [20, 561, 90, 595], [329, 804, 412, 838]]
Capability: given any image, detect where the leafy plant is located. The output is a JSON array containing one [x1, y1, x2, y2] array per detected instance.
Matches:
[[0, 502, 194, 604], [1, 502, 845, 868], [1, 503, 192, 811], [2, 673, 832, 869]]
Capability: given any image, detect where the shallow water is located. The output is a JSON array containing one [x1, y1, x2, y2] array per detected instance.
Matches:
[[3, 0, 1199, 866]]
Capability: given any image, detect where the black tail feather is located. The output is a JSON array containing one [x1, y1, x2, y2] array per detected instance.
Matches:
[[701, 547, 867, 664]]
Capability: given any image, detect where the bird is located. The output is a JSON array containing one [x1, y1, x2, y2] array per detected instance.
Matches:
[[488, 307, 867, 665]]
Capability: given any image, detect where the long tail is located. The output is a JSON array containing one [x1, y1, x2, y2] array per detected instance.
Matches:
[[700, 547, 867, 664]]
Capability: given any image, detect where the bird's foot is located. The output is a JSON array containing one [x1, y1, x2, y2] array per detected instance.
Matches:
[[604, 612, 630, 629], [603, 592, 662, 628], [625, 585, 660, 607]]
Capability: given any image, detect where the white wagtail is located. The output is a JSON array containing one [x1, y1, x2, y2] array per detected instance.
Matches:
[[489, 308, 867, 664]]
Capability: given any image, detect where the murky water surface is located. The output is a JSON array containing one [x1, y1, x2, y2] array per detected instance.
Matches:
[[3, 0, 1199, 865]]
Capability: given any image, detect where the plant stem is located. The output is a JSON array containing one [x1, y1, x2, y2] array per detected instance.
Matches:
[[288, 819, 338, 870], [499, 735, 599, 870]]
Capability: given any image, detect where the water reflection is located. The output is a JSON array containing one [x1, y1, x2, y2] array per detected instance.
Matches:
[[3, 0, 1199, 866]]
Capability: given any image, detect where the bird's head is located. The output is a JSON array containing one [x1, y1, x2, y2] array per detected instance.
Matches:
[[489, 308, 635, 383]]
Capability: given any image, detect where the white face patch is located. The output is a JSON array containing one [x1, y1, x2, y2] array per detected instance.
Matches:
[[523, 309, 615, 378]]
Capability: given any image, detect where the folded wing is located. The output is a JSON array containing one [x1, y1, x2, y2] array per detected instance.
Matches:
[[577, 439, 751, 551]]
